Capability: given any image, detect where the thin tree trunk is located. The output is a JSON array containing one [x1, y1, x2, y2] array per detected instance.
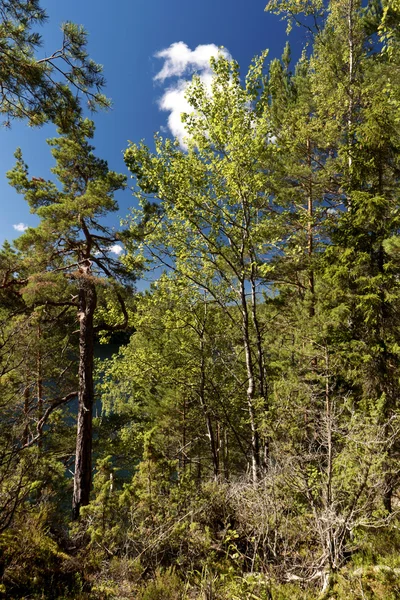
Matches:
[[22, 382, 30, 446], [240, 277, 260, 484], [324, 347, 335, 570], [36, 324, 43, 449], [307, 137, 315, 318], [199, 321, 219, 479], [250, 262, 268, 471], [223, 428, 229, 481], [181, 395, 187, 471], [347, 0, 355, 197], [72, 269, 97, 520]]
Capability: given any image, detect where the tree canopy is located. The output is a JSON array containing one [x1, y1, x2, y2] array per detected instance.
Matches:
[[0, 0, 108, 129], [1, 0, 400, 598]]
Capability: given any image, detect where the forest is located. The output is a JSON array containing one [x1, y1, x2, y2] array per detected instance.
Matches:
[[1, 0, 400, 598]]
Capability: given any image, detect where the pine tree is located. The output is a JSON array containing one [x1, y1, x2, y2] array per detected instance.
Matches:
[[7, 118, 134, 518], [0, 0, 108, 129]]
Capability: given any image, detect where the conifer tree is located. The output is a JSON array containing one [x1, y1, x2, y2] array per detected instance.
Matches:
[[0, 0, 108, 129], [7, 118, 133, 518]]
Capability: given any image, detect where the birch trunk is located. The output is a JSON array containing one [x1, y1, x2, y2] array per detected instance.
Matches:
[[240, 277, 260, 484]]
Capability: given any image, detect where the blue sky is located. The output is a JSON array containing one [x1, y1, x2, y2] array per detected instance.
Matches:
[[0, 0, 305, 247]]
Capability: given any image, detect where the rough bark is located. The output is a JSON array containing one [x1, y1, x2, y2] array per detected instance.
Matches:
[[72, 269, 97, 520]]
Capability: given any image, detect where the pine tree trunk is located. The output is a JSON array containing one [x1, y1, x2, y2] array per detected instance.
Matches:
[[72, 272, 97, 520]]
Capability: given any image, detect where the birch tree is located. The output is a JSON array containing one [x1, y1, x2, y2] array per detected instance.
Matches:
[[124, 53, 284, 482]]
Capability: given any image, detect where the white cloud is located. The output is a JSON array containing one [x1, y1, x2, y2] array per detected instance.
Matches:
[[158, 80, 192, 146], [155, 42, 229, 82], [13, 222, 28, 232], [109, 244, 123, 256], [154, 42, 231, 145]]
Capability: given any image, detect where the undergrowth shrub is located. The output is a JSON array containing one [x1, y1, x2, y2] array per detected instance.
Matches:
[[0, 506, 82, 599]]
